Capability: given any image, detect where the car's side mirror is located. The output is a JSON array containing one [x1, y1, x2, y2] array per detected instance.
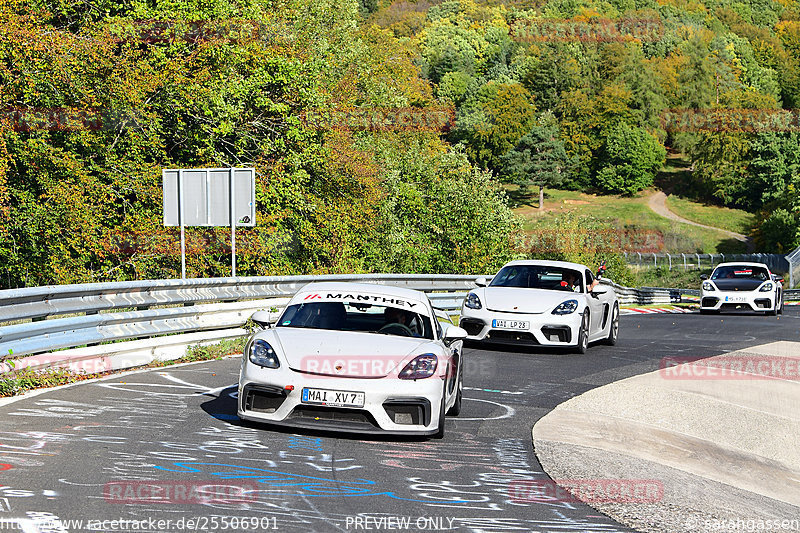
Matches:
[[778, 278, 785, 284], [443, 326, 468, 345], [700, 274, 709, 280], [475, 277, 487, 287], [251, 310, 277, 329]]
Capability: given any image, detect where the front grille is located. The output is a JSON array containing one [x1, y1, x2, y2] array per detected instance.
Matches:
[[702, 297, 719, 307], [243, 385, 286, 414], [459, 318, 485, 336], [754, 298, 771, 309], [486, 330, 539, 344], [383, 398, 431, 426], [288, 405, 380, 428]]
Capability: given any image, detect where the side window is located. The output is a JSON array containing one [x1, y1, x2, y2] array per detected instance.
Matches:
[[585, 270, 595, 292]]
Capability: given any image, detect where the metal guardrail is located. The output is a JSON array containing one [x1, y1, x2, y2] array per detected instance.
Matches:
[[787, 246, 800, 288], [0, 275, 484, 361], [624, 252, 790, 275], [1, 274, 797, 376]]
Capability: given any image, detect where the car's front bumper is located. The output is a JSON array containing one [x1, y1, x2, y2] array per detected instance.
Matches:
[[700, 290, 774, 311], [458, 307, 582, 346], [238, 363, 445, 435]]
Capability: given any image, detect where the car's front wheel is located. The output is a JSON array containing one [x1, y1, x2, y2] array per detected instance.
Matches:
[[574, 311, 589, 354], [446, 368, 463, 416], [432, 382, 447, 439], [604, 303, 619, 346]]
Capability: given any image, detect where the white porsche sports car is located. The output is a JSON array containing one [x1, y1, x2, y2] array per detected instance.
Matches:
[[700, 262, 784, 315], [459, 260, 619, 353], [238, 282, 468, 438]]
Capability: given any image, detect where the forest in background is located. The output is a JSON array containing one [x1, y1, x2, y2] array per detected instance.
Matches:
[[364, 0, 800, 252], [0, 0, 798, 288]]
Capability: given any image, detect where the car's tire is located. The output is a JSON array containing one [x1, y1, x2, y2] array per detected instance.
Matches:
[[574, 311, 589, 354], [432, 382, 447, 439], [777, 293, 783, 315], [604, 303, 619, 346], [446, 368, 463, 416]]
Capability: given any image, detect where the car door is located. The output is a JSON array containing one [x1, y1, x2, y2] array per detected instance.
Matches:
[[584, 269, 605, 336]]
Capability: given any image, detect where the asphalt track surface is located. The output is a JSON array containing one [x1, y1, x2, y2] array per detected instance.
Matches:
[[1, 309, 798, 533]]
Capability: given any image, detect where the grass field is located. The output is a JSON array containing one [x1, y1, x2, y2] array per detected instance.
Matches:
[[665, 195, 755, 236], [512, 188, 750, 254]]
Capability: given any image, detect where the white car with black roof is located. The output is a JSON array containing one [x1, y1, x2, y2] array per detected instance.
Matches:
[[238, 282, 467, 438], [458, 259, 619, 353], [700, 262, 783, 315]]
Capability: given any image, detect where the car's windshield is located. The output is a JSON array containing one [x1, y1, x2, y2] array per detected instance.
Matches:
[[490, 265, 584, 292], [711, 266, 769, 281], [277, 301, 434, 339]]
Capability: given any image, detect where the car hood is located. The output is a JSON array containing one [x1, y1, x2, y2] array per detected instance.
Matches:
[[710, 279, 766, 292], [266, 328, 433, 378], [480, 287, 581, 314]]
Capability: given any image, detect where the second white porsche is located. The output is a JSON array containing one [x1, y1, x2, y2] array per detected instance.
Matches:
[[459, 260, 619, 353]]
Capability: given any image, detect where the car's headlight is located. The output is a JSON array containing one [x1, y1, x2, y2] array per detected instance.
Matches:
[[552, 299, 578, 315], [465, 292, 482, 310], [702, 281, 715, 291], [398, 354, 438, 380], [249, 340, 280, 368], [759, 282, 773, 292]]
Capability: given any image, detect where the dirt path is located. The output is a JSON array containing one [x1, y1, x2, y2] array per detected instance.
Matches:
[[647, 191, 755, 252]]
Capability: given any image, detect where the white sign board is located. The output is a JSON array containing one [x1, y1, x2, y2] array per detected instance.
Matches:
[[162, 167, 256, 278], [163, 168, 255, 227]]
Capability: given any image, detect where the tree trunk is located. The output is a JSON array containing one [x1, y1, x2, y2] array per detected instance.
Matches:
[[539, 185, 545, 210]]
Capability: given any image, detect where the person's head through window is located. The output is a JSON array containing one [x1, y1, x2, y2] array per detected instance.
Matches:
[[384, 307, 408, 326], [561, 271, 580, 292]]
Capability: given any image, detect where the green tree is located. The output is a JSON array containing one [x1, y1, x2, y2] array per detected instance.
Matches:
[[595, 123, 666, 195], [501, 111, 570, 209]]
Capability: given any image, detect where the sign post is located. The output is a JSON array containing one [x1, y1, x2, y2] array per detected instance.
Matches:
[[163, 167, 256, 278]]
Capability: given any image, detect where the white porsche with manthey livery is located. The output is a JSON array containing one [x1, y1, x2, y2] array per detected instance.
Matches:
[[700, 262, 784, 315], [459, 260, 619, 353], [238, 282, 467, 438]]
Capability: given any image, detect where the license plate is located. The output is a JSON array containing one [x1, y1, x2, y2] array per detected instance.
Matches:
[[724, 296, 746, 302], [301, 388, 365, 408], [492, 319, 530, 330]]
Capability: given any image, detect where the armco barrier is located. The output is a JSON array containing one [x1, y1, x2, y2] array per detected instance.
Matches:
[[1, 274, 796, 377]]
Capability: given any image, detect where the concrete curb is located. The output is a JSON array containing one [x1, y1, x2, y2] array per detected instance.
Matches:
[[532, 341, 800, 533]]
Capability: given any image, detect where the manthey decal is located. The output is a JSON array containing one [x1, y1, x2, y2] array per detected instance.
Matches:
[[301, 292, 421, 309]]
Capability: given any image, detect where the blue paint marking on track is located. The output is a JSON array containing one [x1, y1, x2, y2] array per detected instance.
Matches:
[[210, 413, 240, 420], [153, 462, 468, 503]]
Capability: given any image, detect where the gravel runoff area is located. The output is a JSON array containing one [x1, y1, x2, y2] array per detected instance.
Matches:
[[533, 340, 800, 533]]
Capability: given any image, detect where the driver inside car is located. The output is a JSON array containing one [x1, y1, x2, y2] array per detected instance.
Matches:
[[383, 307, 421, 336], [561, 271, 582, 292]]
